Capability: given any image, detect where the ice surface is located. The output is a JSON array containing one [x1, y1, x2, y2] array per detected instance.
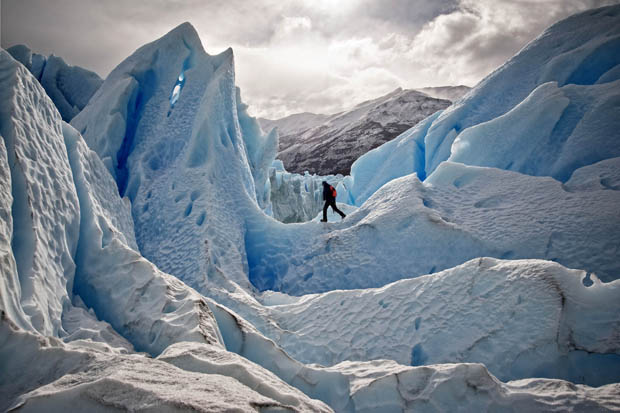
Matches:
[[266, 258, 620, 385], [63, 121, 224, 355], [269, 162, 345, 223], [159, 342, 333, 411], [6, 312, 618, 413], [0, 316, 332, 412], [0, 50, 80, 336], [246, 162, 620, 295], [449, 79, 620, 181], [343, 111, 441, 206], [7, 45, 103, 122], [325, 360, 620, 412], [72, 22, 277, 294], [564, 157, 620, 191]]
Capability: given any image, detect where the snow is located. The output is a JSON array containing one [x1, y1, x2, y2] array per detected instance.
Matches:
[[7, 45, 103, 122], [0, 316, 332, 413], [265, 258, 620, 386]]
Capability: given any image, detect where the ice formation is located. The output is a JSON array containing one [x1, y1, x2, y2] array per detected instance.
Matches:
[[7, 45, 103, 122], [2, 5, 620, 412], [246, 162, 620, 295], [269, 160, 345, 223], [71, 22, 278, 292], [267, 258, 620, 385]]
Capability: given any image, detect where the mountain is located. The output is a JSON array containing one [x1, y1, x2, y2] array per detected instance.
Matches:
[[262, 87, 451, 175], [259, 112, 329, 138], [417, 85, 471, 101], [2, 5, 620, 412], [6, 44, 103, 122]]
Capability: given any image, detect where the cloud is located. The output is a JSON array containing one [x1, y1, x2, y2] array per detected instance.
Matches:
[[401, 0, 620, 86], [3, 0, 619, 118]]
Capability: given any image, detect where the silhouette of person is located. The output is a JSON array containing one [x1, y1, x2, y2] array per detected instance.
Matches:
[[321, 181, 346, 222]]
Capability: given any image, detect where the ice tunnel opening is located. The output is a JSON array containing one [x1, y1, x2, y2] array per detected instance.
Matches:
[[169, 71, 185, 111], [116, 68, 157, 199]]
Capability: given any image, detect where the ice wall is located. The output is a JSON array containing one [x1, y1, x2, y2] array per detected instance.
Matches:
[[0, 50, 80, 337], [72, 23, 277, 293], [269, 161, 344, 223], [7, 45, 103, 122]]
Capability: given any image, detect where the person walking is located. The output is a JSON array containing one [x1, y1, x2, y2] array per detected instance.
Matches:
[[321, 181, 346, 222]]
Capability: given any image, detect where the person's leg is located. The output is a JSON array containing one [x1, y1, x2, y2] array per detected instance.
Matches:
[[330, 200, 346, 218], [322, 201, 329, 221]]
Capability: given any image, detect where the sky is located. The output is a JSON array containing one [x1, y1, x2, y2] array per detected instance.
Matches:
[[1, 0, 617, 119]]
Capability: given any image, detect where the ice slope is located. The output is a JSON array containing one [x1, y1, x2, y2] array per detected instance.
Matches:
[[339, 5, 620, 206], [5, 312, 619, 413], [345, 111, 441, 206], [0, 316, 332, 413], [246, 161, 620, 295], [266, 258, 620, 385], [0, 47, 226, 355], [63, 122, 224, 355], [7, 45, 103, 122], [0, 48, 336, 410], [0, 49, 80, 337], [72, 23, 277, 293], [449, 79, 620, 181]]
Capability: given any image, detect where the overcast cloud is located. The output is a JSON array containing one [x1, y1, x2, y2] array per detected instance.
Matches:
[[2, 0, 618, 118]]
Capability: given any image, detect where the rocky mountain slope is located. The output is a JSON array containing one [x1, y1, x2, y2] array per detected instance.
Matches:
[[261, 87, 451, 175]]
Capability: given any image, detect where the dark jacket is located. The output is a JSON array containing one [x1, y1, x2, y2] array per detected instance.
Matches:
[[323, 182, 335, 201]]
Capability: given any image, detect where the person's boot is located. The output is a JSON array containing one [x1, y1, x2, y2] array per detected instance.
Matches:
[[320, 219, 327, 222]]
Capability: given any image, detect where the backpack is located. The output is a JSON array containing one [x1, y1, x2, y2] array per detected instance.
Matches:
[[330, 185, 337, 198]]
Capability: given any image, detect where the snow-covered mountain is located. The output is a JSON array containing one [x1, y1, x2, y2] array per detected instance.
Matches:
[[262, 87, 451, 175], [259, 112, 329, 139], [2, 5, 620, 412], [417, 85, 471, 101], [7, 44, 103, 122]]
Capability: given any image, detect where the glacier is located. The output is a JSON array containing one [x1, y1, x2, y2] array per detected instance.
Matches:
[[7, 44, 103, 122], [268, 160, 347, 223], [1, 4, 620, 412]]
